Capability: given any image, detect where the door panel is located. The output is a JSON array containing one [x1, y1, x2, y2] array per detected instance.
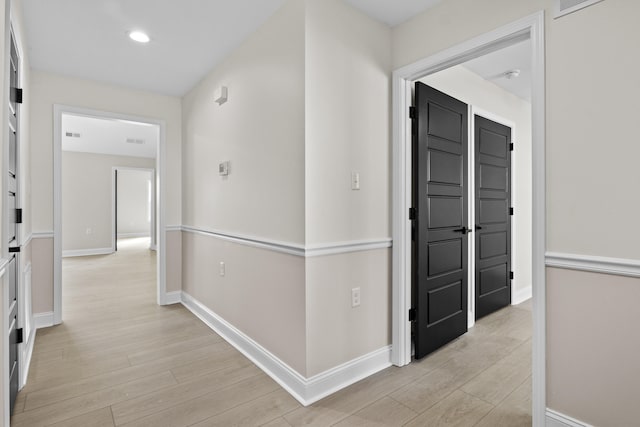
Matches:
[[475, 115, 512, 320], [413, 82, 468, 359]]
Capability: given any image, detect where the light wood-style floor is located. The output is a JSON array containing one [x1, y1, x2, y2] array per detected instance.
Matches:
[[12, 238, 532, 426]]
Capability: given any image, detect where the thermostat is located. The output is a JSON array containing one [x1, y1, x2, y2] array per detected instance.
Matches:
[[219, 161, 229, 176]]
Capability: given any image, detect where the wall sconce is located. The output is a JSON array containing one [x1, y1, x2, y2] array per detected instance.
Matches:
[[214, 86, 228, 105]]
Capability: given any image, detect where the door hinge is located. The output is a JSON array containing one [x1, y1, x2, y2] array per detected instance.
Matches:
[[409, 308, 416, 321], [509, 142, 514, 151], [510, 271, 514, 280], [509, 207, 514, 216], [16, 328, 23, 344], [409, 207, 416, 220], [11, 87, 23, 104], [409, 106, 417, 120], [8, 246, 20, 253], [15, 208, 22, 224]]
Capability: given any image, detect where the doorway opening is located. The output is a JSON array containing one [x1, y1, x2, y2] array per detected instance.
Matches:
[[54, 106, 170, 325], [391, 12, 545, 424], [112, 167, 156, 253]]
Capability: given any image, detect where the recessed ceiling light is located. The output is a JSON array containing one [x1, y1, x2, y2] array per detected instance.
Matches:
[[129, 31, 150, 44]]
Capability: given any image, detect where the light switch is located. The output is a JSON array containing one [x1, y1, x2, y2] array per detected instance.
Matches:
[[219, 161, 229, 176], [351, 172, 360, 190]]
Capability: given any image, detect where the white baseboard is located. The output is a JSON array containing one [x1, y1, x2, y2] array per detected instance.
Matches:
[[117, 232, 150, 239], [164, 291, 182, 305], [181, 291, 391, 406], [62, 247, 114, 258], [34, 312, 54, 329], [546, 409, 592, 427], [20, 328, 36, 388], [512, 286, 532, 305]]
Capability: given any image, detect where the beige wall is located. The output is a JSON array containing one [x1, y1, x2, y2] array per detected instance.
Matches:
[[420, 65, 533, 299], [305, 249, 390, 376], [393, 0, 640, 423], [62, 152, 154, 252], [547, 268, 640, 427], [182, 231, 306, 374], [181, 0, 305, 244], [30, 237, 52, 314], [30, 70, 182, 314]]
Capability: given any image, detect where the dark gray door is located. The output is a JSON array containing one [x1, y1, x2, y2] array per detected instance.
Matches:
[[474, 115, 511, 320], [8, 30, 21, 414], [413, 82, 468, 359]]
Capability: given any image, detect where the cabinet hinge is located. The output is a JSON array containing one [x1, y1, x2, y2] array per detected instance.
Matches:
[[409, 106, 417, 120], [409, 207, 416, 220], [11, 87, 22, 104], [509, 207, 514, 216], [409, 308, 416, 321], [16, 328, 23, 344], [8, 246, 20, 253], [509, 142, 514, 151], [510, 271, 514, 280], [15, 208, 22, 224]]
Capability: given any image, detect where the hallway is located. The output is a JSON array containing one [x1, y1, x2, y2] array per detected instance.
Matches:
[[11, 238, 531, 426]]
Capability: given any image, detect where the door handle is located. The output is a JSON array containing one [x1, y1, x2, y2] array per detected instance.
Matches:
[[453, 226, 472, 235]]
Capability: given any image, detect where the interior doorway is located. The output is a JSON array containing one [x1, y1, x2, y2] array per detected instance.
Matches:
[[112, 167, 156, 253], [391, 12, 546, 424], [54, 106, 169, 325]]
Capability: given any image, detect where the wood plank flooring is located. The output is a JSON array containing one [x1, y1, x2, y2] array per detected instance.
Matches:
[[13, 238, 532, 426]]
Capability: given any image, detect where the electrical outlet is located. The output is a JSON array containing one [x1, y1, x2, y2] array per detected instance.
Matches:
[[219, 262, 225, 277], [351, 172, 360, 190], [351, 287, 361, 307]]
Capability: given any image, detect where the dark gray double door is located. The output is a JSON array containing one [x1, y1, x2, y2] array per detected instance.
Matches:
[[412, 82, 512, 359]]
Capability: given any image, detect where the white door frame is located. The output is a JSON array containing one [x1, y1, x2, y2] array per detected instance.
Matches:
[[53, 104, 171, 326], [111, 167, 157, 251], [391, 11, 546, 426]]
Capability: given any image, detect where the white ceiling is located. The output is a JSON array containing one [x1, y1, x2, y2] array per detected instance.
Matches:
[[463, 39, 532, 102], [22, 0, 446, 96], [62, 114, 158, 158], [22, 0, 287, 96], [343, 0, 443, 27]]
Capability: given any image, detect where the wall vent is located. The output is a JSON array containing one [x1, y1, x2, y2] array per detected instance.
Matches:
[[126, 138, 145, 144], [553, 0, 604, 18], [65, 132, 81, 138]]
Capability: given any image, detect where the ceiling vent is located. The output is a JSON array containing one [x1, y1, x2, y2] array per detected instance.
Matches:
[[553, 0, 604, 18], [65, 132, 81, 138], [126, 138, 145, 144]]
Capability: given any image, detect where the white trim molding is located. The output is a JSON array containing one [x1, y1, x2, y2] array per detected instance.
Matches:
[[34, 312, 55, 329], [512, 286, 533, 305], [391, 11, 546, 427], [546, 252, 640, 278], [546, 409, 592, 427], [165, 225, 182, 232], [181, 291, 391, 406], [31, 231, 54, 239], [164, 291, 182, 305], [181, 225, 391, 258], [62, 247, 114, 258]]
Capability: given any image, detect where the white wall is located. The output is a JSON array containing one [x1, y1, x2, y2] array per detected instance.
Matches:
[[420, 64, 532, 301], [181, 0, 305, 245], [392, 0, 640, 424], [117, 168, 152, 237], [62, 152, 154, 253], [304, 0, 391, 245]]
